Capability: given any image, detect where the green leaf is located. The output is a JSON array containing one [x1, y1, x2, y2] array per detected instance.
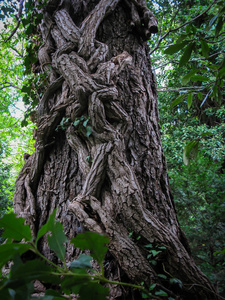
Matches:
[[9, 259, 58, 284], [214, 247, 225, 255], [170, 94, 185, 108], [45, 289, 68, 299], [164, 41, 188, 55], [86, 126, 92, 137], [182, 69, 199, 85], [11, 282, 34, 300], [2, 258, 59, 298], [213, 84, 218, 98], [83, 119, 89, 127], [200, 132, 213, 137], [151, 250, 161, 257], [197, 92, 203, 100], [25, 24, 36, 35], [158, 274, 167, 279], [0, 213, 32, 242], [190, 75, 208, 82], [169, 278, 183, 288], [183, 140, 199, 166], [208, 64, 220, 71], [71, 232, 109, 264], [36, 210, 67, 261], [158, 246, 166, 250], [187, 94, 193, 109], [179, 43, 195, 67], [0, 288, 11, 300], [36, 209, 57, 246], [73, 119, 80, 127], [209, 13, 219, 27], [219, 67, 225, 78], [144, 243, 153, 248], [0, 243, 32, 269], [79, 283, 109, 300], [21, 86, 31, 94], [200, 40, 209, 58], [47, 221, 67, 262], [215, 17, 223, 36], [155, 290, 168, 297], [176, 34, 188, 43], [185, 23, 196, 34], [149, 283, 156, 291], [70, 254, 92, 269]]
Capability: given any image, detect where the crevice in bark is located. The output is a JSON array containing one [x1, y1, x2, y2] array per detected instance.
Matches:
[[13, 0, 220, 299]]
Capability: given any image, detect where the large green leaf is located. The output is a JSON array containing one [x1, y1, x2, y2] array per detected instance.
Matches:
[[215, 17, 223, 37], [164, 41, 188, 55], [200, 40, 209, 58], [71, 232, 109, 264], [209, 13, 219, 27], [190, 75, 208, 82], [187, 94, 193, 109], [0, 243, 32, 269], [70, 254, 92, 269], [35, 210, 57, 246], [3, 259, 59, 295], [183, 140, 199, 165], [197, 92, 203, 100], [36, 210, 67, 261], [47, 221, 67, 262], [0, 213, 32, 242], [219, 67, 225, 78], [182, 69, 199, 85], [200, 132, 213, 137], [179, 43, 195, 67], [170, 94, 185, 108], [10, 259, 55, 283], [9, 282, 34, 300]]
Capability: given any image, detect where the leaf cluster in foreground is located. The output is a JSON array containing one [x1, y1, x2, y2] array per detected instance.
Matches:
[[0, 210, 168, 300]]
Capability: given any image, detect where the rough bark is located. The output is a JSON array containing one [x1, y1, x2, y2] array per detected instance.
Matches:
[[14, 0, 219, 299]]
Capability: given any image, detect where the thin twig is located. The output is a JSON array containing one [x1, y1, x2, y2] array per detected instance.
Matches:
[[0, 82, 21, 91], [10, 46, 23, 57]]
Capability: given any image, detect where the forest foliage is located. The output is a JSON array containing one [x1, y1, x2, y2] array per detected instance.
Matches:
[[0, 0, 225, 298], [147, 0, 225, 291]]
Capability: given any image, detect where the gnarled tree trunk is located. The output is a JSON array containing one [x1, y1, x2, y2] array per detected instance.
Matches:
[[14, 0, 218, 299]]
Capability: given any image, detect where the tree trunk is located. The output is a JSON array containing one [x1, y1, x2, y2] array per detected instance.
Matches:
[[14, 0, 218, 299]]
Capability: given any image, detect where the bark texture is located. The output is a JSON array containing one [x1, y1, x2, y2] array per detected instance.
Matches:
[[14, 0, 219, 299]]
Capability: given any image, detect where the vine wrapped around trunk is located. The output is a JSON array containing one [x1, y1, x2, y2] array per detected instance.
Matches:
[[14, 0, 219, 299]]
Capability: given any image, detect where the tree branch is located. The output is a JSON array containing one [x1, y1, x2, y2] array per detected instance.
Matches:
[[158, 86, 206, 93], [4, 0, 25, 42], [150, 0, 217, 55]]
